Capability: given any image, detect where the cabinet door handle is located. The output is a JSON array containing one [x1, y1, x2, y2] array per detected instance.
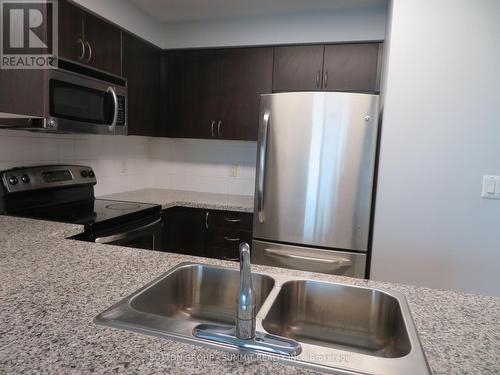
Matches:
[[77, 38, 85, 61], [324, 70, 328, 89], [205, 211, 210, 229], [222, 256, 239, 261], [224, 217, 241, 223], [316, 70, 321, 88], [217, 120, 222, 137], [223, 236, 241, 242], [210, 120, 215, 137], [84, 40, 92, 63]]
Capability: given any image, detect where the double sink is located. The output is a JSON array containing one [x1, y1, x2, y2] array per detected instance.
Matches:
[[96, 263, 430, 374]]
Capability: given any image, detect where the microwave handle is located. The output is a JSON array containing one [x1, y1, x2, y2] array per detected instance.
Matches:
[[107, 86, 118, 133]]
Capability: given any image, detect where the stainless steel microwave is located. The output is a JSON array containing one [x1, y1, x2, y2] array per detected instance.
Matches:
[[45, 60, 127, 135], [0, 59, 127, 135]]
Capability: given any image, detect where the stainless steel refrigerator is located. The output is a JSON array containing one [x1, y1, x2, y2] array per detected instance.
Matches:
[[252, 92, 379, 278]]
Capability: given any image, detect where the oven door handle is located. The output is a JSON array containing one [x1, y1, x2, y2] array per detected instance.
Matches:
[[107, 86, 118, 133], [95, 218, 162, 244]]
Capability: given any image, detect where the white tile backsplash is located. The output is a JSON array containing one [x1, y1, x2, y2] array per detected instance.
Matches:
[[149, 138, 256, 195], [0, 130, 153, 196], [0, 130, 257, 197]]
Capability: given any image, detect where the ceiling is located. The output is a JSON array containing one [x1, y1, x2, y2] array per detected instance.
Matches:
[[130, 0, 388, 22]]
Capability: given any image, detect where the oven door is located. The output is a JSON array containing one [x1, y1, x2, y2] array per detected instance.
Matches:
[[47, 68, 127, 135], [95, 216, 163, 251]]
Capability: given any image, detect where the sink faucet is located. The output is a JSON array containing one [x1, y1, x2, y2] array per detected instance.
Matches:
[[236, 242, 256, 339], [193, 242, 301, 356]]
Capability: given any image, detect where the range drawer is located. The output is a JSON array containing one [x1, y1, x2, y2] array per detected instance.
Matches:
[[209, 210, 253, 231]]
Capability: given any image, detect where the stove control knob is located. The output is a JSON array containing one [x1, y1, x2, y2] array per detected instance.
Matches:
[[80, 170, 88, 178], [88, 170, 95, 178], [8, 176, 18, 185], [21, 175, 30, 183]]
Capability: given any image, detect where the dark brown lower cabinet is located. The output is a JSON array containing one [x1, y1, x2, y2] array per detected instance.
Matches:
[[162, 207, 207, 256], [162, 207, 253, 262], [205, 227, 252, 261]]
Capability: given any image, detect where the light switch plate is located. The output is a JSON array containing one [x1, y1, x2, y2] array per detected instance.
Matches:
[[481, 175, 500, 199], [230, 165, 238, 178]]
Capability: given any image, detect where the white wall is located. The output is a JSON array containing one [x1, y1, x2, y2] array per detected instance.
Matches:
[[71, 1, 387, 49], [149, 138, 256, 195], [371, 0, 500, 296], [0, 130, 153, 196], [161, 7, 387, 49]]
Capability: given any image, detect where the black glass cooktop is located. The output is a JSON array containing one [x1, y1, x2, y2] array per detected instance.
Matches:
[[14, 199, 161, 230]]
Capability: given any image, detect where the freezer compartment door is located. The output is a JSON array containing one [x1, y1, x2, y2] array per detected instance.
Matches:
[[252, 240, 366, 278], [253, 92, 379, 251]]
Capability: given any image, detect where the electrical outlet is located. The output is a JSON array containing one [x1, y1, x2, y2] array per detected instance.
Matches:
[[481, 175, 500, 199], [120, 160, 127, 174], [230, 165, 238, 177]]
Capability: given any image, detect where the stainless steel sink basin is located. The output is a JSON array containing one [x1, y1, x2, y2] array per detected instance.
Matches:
[[262, 280, 411, 358], [96, 262, 430, 374], [131, 263, 275, 325]]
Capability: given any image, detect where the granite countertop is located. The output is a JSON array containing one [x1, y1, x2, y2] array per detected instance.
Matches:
[[1, 216, 499, 374], [100, 188, 254, 212]]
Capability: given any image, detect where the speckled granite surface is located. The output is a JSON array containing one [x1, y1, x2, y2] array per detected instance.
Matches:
[[1, 216, 499, 374], [100, 188, 254, 212]]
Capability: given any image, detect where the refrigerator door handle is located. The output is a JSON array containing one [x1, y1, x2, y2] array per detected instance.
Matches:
[[264, 248, 352, 267], [257, 110, 270, 223]]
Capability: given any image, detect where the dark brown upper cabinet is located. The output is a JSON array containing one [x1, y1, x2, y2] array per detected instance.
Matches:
[[165, 49, 219, 139], [273, 42, 382, 93], [122, 32, 161, 137], [165, 47, 273, 141], [273, 45, 325, 91], [57, 0, 84, 62], [83, 12, 122, 75], [323, 43, 382, 92], [0, 70, 46, 117], [57, 0, 121, 76], [217, 47, 273, 141]]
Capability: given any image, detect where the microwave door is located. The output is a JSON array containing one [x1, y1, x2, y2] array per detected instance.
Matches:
[[49, 80, 115, 134], [46, 68, 127, 135]]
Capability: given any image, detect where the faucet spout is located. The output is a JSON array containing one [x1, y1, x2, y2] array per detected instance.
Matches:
[[192, 242, 302, 356], [236, 242, 256, 340]]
